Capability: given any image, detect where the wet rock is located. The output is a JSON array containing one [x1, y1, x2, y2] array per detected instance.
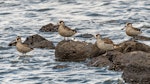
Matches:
[[88, 55, 111, 67], [76, 33, 94, 38], [88, 51, 122, 68], [115, 40, 150, 53], [55, 40, 102, 62], [121, 51, 150, 84], [23, 34, 55, 49], [52, 65, 69, 69], [39, 23, 59, 32], [134, 36, 150, 41], [89, 50, 150, 83]]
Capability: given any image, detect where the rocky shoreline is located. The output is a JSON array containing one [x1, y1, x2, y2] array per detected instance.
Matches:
[[8, 23, 150, 84]]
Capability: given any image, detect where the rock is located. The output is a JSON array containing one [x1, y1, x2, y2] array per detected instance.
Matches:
[[55, 40, 102, 61], [23, 34, 55, 49], [134, 36, 150, 41], [88, 51, 123, 68], [88, 50, 150, 83], [88, 55, 111, 67], [76, 33, 94, 38], [52, 65, 69, 69], [121, 51, 150, 84], [39, 23, 59, 32], [115, 40, 150, 53]]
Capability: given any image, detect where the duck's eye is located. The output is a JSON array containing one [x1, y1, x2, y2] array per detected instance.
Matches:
[[60, 21, 64, 23], [17, 38, 20, 40], [96, 34, 99, 36]]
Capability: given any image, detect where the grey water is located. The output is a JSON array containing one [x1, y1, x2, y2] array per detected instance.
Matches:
[[0, 0, 150, 84]]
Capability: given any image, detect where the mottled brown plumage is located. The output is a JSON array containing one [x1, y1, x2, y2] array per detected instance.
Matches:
[[16, 36, 33, 54], [58, 21, 77, 40], [123, 23, 142, 37], [95, 34, 114, 51]]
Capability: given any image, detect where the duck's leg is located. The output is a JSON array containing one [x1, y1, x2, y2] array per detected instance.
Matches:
[[103, 51, 108, 56], [64, 37, 66, 40]]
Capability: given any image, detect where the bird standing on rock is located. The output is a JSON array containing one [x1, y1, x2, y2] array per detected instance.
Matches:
[[95, 34, 116, 56], [122, 23, 142, 39], [58, 21, 77, 40], [16, 36, 33, 55]]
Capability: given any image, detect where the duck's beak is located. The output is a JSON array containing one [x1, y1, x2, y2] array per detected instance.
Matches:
[[121, 26, 126, 30], [57, 21, 61, 26], [94, 35, 97, 39]]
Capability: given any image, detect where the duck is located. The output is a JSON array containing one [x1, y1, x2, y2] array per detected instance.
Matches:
[[16, 36, 33, 54], [95, 34, 114, 51], [122, 23, 142, 38], [58, 21, 77, 40]]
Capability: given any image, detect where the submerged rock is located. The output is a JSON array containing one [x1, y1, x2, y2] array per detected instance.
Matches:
[[24, 34, 55, 49], [39, 23, 59, 32], [55, 40, 102, 61], [52, 65, 69, 69], [76, 33, 94, 38]]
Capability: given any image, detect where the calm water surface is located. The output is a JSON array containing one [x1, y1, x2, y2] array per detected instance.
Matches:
[[0, 0, 150, 84]]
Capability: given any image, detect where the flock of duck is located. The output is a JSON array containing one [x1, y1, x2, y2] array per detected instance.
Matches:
[[14, 21, 142, 55]]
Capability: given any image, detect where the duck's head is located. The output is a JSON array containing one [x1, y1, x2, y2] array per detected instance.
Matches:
[[121, 22, 132, 30], [58, 20, 65, 26], [126, 23, 132, 27], [95, 34, 101, 39], [16, 36, 21, 42]]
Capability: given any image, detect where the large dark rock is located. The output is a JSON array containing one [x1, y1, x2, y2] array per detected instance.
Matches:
[[55, 40, 103, 61], [24, 34, 55, 49], [121, 51, 150, 84], [89, 51, 150, 83], [88, 51, 123, 68], [109, 51, 150, 71], [9, 34, 55, 49], [39, 23, 58, 32], [89, 40, 150, 71]]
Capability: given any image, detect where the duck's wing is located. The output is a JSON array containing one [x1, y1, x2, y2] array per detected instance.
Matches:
[[132, 27, 141, 32], [64, 26, 72, 30], [102, 38, 114, 44], [64, 26, 77, 32]]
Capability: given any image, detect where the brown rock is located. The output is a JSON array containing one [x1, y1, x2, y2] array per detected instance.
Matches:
[[39, 23, 59, 32], [88, 55, 111, 67], [134, 36, 150, 41], [88, 51, 123, 68], [52, 65, 69, 69], [55, 40, 102, 62], [115, 40, 150, 53], [23, 34, 55, 49], [89, 50, 150, 83], [121, 51, 150, 84]]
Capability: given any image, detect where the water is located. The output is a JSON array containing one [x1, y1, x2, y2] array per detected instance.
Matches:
[[0, 0, 150, 84]]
